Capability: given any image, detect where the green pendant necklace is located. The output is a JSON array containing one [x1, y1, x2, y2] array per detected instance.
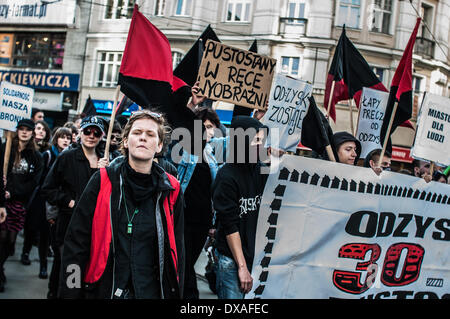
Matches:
[[122, 184, 139, 234]]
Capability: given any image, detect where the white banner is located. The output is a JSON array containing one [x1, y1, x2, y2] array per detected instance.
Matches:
[[33, 91, 62, 112], [355, 87, 389, 158], [262, 74, 312, 152], [411, 92, 450, 166], [0, 0, 76, 26], [0, 81, 33, 131], [248, 155, 450, 299]]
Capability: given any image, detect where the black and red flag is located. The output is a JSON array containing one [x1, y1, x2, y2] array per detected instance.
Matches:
[[324, 26, 387, 122], [115, 95, 135, 116], [173, 25, 220, 88], [118, 5, 175, 108], [380, 18, 421, 152]]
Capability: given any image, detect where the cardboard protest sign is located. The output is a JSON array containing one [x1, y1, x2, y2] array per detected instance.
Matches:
[[0, 81, 34, 131], [355, 87, 389, 158], [249, 155, 450, 299], [411, 92, 450, 166], [196, 40, 276, 110], [262, 74, 312, 152]]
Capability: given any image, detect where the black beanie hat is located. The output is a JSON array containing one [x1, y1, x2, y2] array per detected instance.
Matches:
[[331, 131, 362, 165]]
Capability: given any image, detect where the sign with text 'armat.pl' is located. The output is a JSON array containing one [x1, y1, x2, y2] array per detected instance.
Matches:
[[355, 87, 389, 158], [262, 74, 312, 152], [411, 92, 450, 166], [248, 155, 450, 299], [196, 40, 276, 110], [0, 81, 33, 131]]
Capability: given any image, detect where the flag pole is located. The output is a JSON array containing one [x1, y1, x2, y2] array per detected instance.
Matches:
[[104, 85, 121, 160], [326, 80, 335, 120], [378, 101, 398, 167], [349, 98, 355, 136], [3, 130, 12, 178], [325, 145, 336, 162]]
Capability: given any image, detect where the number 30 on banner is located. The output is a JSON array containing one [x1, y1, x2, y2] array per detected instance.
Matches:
[[332, 243, 425, 294]]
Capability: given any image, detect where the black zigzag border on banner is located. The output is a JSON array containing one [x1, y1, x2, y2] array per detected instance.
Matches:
[[252, 169, 288, 299], [252, 166, 450, 299]]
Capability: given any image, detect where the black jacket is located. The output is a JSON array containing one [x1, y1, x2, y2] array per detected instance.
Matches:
[[41, 145, 97, 215], [0, 142, 43, 205], [59, 157, 185, 299]]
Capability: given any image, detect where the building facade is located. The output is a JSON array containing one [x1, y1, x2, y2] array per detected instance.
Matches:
[[1, 0, 449, 166]]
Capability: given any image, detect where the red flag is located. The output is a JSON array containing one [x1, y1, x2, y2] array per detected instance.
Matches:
[[118, 5, 173, 108], [380, 18, 421, 152]]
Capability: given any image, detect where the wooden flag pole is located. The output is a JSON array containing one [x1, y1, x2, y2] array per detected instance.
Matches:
[[378, 101, 398, 167], [430, 161, 435, 176], [349, 98, 355, 136], [325, 145, 336, 162], [104, 85, 121, 160], [3, 130, 12, 179], [326, 80, 336, 120]]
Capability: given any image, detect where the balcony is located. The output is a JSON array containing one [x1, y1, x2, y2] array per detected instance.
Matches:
[[279, 17, 307, 39], [414, 37, 435, 59]]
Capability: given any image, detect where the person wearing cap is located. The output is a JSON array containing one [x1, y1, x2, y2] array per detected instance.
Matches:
[[331, 131, 362, 166], [0, 118, 44, 292], [41, 115, 108, 298], [212, 115, 269, 299]]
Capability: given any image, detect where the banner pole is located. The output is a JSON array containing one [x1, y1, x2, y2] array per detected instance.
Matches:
[[326, 81, 335, 120], [3, 130, 12, 179], [104, 85, 121, 160], [349, 98, 355, 136], [378, 101, 398, 167], [430, 161, 435, 176], [325, 145, 336, 162]]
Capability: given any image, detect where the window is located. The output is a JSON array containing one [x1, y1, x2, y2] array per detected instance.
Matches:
[[104, 0, 134, 19], [172, 51, 183, 69], [287, 0, 306, 24], [12, 33, 65, 70], [175, 0, 192, 16], [96, 52, 122, 87], [226, 0, 251, 22], [370, 0, 392, 34], [281, 56, 300, 77], [337, 0, 361, 29], [372, 66, 384, 83], [419, 2, 433, 39], [154, 0, 165, 16]]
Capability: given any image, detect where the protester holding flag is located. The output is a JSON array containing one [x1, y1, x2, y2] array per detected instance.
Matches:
[[0, 119, 44, 293], [59, 110, 184, 299], [212, 116, 268, 299], [363, 148, 392, 176], [41, 116, 107, 297]]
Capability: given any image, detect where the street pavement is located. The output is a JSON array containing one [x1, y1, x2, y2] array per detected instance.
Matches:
[[0, 231, 217, 299]]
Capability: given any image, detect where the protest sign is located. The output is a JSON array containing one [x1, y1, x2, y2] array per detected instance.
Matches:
[[355, 87, 389, 158], [262, 74, 312, 152], [411, 92, 450, 166], [249, 155, 450, 299], [196, 40, 276, 110], [0, 81, 34, 131]]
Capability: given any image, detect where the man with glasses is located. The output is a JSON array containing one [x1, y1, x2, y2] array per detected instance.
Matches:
[[42, 116, 108, 298]]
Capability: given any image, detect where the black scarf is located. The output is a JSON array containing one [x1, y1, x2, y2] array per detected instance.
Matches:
[[122, 161, 158, 204]]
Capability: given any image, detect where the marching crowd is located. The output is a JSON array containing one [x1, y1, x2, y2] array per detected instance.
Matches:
[[0, 84, 448, 300]]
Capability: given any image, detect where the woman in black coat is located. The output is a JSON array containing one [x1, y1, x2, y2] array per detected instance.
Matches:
[[0, 119, 44, 293]]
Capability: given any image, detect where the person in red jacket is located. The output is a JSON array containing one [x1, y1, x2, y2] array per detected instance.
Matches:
[[59, 110, 184, 299]]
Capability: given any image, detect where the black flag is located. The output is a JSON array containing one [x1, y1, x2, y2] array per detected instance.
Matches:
[[81, 95, 96, 117]]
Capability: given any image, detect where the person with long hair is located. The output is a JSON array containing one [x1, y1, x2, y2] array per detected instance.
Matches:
[[59, 110, 184, 299], [20, 119, 53, 271], [0, 119, 44, 292]]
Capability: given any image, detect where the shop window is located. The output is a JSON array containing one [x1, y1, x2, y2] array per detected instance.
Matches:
[[96, 51, 122, 87], [105, 0, 134, 19], [12, 33, 65, 70]]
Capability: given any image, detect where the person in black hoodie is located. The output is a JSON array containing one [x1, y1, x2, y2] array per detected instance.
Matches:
[[212, 115, 268, 299], [0, 119, 44, 292], [331, 131, 362, 165], [59, 110, 184, 299]]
